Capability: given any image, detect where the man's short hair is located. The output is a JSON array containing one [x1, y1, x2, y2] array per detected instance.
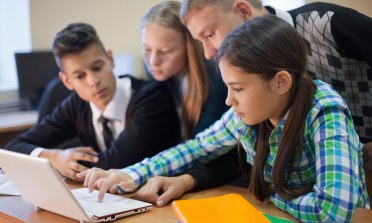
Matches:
[[51, 23, 106, 70], [180, 0, 263, 24]]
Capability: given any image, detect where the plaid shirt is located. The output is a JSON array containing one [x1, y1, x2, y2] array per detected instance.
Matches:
[[121, 80, 370, 222]]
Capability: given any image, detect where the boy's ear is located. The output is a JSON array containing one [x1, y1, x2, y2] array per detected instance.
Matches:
[[59, 71, 74, 91], [233, 1, 254, 22], [107, 49, 115, 69], [271, 71, 292, 95]]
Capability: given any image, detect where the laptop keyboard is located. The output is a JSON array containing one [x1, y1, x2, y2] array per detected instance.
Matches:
[[73, 191, 135, 216]]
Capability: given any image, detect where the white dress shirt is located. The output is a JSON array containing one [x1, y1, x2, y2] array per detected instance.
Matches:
[[89, 77, 132, 151], [271, 6, 295, 27], [30, 76, 132, 156]]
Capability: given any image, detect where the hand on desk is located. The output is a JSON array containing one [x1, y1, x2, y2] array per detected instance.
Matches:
[[40, 147, 99, 182], [137, 175, 196, 207], [77, 168, 135, 202], [363, 142, 372, 170]]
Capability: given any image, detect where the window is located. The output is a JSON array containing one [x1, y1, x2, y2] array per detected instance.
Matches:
[[0, 0, 32, 91]]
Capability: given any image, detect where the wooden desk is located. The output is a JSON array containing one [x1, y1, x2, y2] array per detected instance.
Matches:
[[0, 177, 371, 223], [0, 111, 38, 148], [0, 111, 38, 133]]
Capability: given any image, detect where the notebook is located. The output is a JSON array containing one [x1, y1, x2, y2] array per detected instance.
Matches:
[[0, 174, 21, 196], [172, 194, 271, 223]]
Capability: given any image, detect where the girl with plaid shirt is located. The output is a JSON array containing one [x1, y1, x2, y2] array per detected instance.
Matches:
[[79, 15, 370, 222]]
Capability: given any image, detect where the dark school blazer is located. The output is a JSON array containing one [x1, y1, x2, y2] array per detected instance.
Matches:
[[4, 75, 181, 170]]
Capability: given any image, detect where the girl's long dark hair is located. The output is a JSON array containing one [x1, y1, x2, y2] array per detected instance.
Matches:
[[216, 14, 317, 201]]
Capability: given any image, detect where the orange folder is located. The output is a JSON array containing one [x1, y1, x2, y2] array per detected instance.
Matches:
[[172, 194, 271, 223]]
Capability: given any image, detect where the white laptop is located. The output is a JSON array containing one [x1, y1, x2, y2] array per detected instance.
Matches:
[[0, 149, 152, 223]]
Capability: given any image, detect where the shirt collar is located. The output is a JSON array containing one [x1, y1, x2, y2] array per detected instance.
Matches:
[[90, 76, 132, 122], [275, 109, 290, 129], [265, 5, 294, 27]]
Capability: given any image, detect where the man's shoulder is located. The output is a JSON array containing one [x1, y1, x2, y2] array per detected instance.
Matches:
[[288, 2, 346, 16]]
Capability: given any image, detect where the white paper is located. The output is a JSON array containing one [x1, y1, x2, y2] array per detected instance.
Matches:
[[0, 180, 21, 195], [0, 174, 9, 186]]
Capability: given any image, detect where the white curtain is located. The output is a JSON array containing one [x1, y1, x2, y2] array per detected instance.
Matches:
[[0, 0, 32, 90]]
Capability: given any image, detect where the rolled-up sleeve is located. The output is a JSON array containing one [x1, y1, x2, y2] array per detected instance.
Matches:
[[120, 108, 241, 188]]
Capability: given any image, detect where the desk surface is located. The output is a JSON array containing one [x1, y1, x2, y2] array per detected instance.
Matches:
[[0, 111, 38, 133], [0, 177, 371, 223]]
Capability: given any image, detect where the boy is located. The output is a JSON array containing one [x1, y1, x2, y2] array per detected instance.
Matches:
[[121, 0, 372, 206], [4, 23, 181, 182]]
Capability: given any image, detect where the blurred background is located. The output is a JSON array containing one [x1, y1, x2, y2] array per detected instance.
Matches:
[[1, 0, 371, 97], [0, 0, 370, 125]]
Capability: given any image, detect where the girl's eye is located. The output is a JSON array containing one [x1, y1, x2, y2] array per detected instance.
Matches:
[[145, 48, 151, 52], [234, 88, 242, 92]]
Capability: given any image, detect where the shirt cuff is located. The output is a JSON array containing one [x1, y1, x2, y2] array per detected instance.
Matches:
[[268, 195, 274, 203], [30, 147, 45, 157], [119, 167, 148, 189]]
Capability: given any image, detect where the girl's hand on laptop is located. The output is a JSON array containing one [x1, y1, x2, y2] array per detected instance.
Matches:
[[93, 169, 122, 194], [77, 168, 135, 202], [136, 175, 196, 207]]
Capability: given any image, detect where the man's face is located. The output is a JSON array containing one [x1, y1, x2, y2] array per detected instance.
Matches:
[[186, 4, 245, 60], [59, 43, 116, 110]]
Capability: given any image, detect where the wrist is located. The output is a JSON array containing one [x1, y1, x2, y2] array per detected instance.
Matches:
[[178, 174, 197, 192], [40, 149, 59, 159]]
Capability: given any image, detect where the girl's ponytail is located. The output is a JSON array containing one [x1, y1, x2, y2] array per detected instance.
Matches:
[[216, 15, 317, 201], [272, 73, 316, 200]]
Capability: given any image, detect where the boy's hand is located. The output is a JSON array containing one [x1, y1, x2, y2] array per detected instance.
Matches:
[[363, 142, 372, 170], [40, 147, 99, 182], [136, 174, 196, 207], [77, 168, 135, 202]]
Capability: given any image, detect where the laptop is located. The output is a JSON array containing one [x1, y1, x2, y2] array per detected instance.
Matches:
[[0, 149, 152, 223]]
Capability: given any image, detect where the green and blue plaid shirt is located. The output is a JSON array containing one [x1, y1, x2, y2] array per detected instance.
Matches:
[[120, 80, 370, 222]]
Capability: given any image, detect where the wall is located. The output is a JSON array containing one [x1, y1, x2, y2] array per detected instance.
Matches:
[[29, 0, 371, 80], [305, 0, 372, 18], [29, 0, 181, 79]]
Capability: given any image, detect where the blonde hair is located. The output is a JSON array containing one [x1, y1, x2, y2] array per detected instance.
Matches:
[[180, 0, 263, 24], [141, 1, 209, 139]]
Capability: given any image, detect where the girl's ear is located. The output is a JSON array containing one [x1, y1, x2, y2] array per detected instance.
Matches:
[[271, 71, 292, 95]]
